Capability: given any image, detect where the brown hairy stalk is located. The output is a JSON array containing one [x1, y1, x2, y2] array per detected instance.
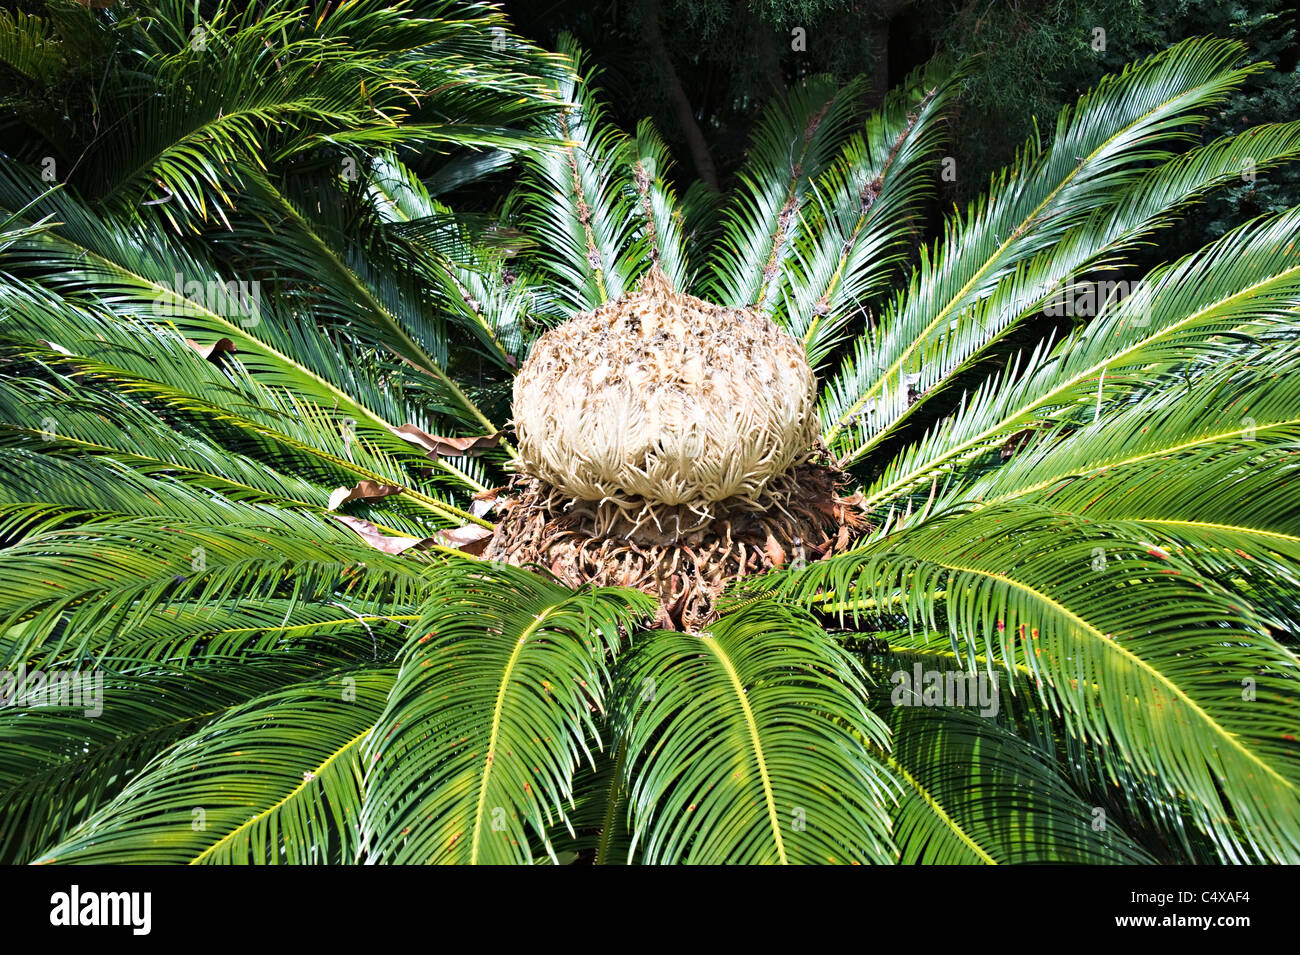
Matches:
[[484, 461, 870, 631]]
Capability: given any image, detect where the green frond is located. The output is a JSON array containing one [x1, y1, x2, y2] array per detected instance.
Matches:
[[870, 635, 1221, 862], [956, 356, 1300, 630], [215, 169, 508, 441], [544, 728, 638, 865], [619, 121, 692, 291], [858, 204, 1300, 511], [32, 670, 393, 864], [0, 8, 63, 84], [46, 0, 562, 232], [613, 602, 897, 864], [749, 504, 1300, 863], [360, 561, 654, 864], [364, 151, 540, 368], [0, 179, 493, 510], [705, 76, 863, 314], [46, 597, 415, 670], [0, 654, 337, 863], [785, 60, 957, 368], [515, 37, 637, 310], [0, 379, 339, 522], [821, 37, 1275, 466], [0, 320, 479, 526], [883, 698, 1155, 864], [0, 515, 431, 668]]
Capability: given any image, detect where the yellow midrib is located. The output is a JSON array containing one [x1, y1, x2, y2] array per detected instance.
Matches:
[[1142, 519, 1300, 545], [882, 748, 998, 864], [930, 555, 1296, 793], [701, 635, 787, 864], [983, 416, 1300, 506], [469, 606, 558, 864], [190, 725, 373, 864]]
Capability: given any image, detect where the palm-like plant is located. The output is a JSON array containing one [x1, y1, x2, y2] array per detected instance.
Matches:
[[1, 2, 1298, 862]]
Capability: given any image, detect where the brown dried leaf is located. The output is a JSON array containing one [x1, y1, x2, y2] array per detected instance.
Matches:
[[186, 338, 237, 363], [470, 486, 504, 518], [838, 490, 865, 508], [327, 480, 403, 511], [333, 515, 429, 555], [836, 524, 852, 552], [764, 532, 786, 568], [334, 515, 492, 557], [430, 523, 493, 556], [388, 424, 502, 460], [832, 490, 870, 528]]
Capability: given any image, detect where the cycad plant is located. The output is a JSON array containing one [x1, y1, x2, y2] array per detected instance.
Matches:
[[1, 2, 1298, 864]]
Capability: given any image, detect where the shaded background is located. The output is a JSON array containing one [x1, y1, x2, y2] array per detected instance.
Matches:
[[500, 0, 1300, 253]]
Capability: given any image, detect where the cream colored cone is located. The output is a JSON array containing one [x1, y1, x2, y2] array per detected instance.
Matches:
[[512, 266, 819, 517]]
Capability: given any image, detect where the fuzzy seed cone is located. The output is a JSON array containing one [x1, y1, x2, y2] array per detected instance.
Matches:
[[512, 267, 820, 516]]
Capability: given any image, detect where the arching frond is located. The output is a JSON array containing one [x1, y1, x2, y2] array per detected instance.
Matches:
[[0, 515, 431, 668], [619, 121, 692, 291], [32, 671, 393, 864], [613, 602, 897, 864], [746, 505, 1300, 863], [0, 654, 338, 863], [515, 38, 637, 311], [821, 38, 1278, 467], [858, 204, 1300, 511], [360, 561, 654, 864], [883, 698, 1155, 864], [784, 60, 957, 368], [34, 0, 560, 233]]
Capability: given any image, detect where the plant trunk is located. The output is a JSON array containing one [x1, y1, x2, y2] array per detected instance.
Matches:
[[642, 0, 719, 190]]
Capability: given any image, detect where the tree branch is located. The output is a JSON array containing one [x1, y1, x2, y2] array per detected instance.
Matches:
[[642, 0, 719, 190]]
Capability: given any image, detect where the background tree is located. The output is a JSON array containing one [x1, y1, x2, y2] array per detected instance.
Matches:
[[502, 0, 1299, 249]]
